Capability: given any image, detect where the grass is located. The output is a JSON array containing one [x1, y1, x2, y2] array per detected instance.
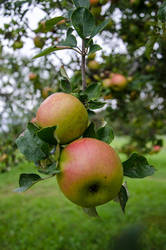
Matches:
[[0, 137, 166, 250]]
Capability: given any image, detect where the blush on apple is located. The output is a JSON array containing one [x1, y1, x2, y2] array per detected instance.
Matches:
[[57, 138, 123, 208]]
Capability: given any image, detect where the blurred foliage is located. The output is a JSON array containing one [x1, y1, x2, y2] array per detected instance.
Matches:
[[0, 0, 166, 171]]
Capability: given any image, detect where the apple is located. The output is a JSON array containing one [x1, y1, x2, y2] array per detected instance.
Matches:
[[87, 60, 100, 71], [87, 53, 96, 61], [57, 138, 123, 207], [153, 145, 161, 153], [33, 36, 45, 49], [130, 0, 140, 5], [29, 73, 37, 81], [36, 92, 88, 144], [109, 73, 128, 91], [13, 40, 23, 50], [90, 0, 99, 5], [102, 78, 112, 88]]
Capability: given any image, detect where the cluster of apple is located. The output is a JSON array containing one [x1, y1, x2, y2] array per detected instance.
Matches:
[[102, 73, 128, 91], [29, 92, 123, 208], [87, 56, 129, 96]]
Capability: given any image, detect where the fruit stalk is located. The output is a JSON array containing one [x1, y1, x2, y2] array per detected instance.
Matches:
[[81, 39, 87, 91]]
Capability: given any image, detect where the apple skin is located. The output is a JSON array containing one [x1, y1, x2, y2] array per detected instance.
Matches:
[[102, 78, 112, 88], [153, 145, 161, 153], [29, 73, 37, 81], [36, 93, 88, 144], [109, 73, 127, 91], [87, 60, 100, 71], [57, 138, 123, 207], [33, 36, 45, 49], [90, 0, 99, 5]]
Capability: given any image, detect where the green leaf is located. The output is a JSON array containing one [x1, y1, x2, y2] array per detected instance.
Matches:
[[123, 153, 155, 178], [158, 2, 166, 22], [118, 184, 129, 213], [37, 126, 57, 145], [88, 44, 102, 55], [16, 125, 50, 163], [83, 122, 96, 138], [36, 16, 65, 33], [72, 0, 90, 9], [82, 207, 99, 217], [71, 7, 95, 39], [60, 66, 70, 82], [60, 79, 72, 93], [96, 124, 114, 144], [91, 19, 110, 38], [14, 173, 42, 192], [85, 83, 101, 100], [45, 16, 65, 30], [67, 27, 74, 36], [88, 100, 105, 109], [33, 46, 71, 59], [58, 34, 77, 47]]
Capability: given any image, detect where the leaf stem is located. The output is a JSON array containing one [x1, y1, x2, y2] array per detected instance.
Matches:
[[81, 39, 87, 91]]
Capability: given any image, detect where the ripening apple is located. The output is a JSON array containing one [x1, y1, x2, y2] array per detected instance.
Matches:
[[35, 93, 88, 144], [153, 145, 161, 153], [90, 0, 99, 5], [57, 138, 123, 208], [87, 60, 100, 71], [109, 73, 128, 91], [29, 73, 37, 81]]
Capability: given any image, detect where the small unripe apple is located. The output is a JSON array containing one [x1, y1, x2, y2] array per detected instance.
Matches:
[[36, 93, 88, 144], [13, 40, 23, 50], [109, 73, 127, 91], [88, 60, 100, 71], [102, 78, 112, 88], [57, 138, 123, 208], [29, 73, 37, 81], [88, 53, 96, 61], [33, 36, 45, 49]]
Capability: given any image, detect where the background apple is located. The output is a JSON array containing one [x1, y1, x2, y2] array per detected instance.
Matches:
[[36, 93, 88, 144], [109, 73, 128, 91], [57, 138, 123, 208], [29, 73, 37, 81], [33, 36, 45, 49], [87, 60, 100, 71], [90, 0, 99, 6], [102, 78, 112, 88]]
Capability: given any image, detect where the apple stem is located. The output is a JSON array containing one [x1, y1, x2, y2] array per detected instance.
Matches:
[[81, 39, 87, 91]]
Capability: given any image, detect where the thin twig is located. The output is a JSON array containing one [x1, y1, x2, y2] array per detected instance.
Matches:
[[81, 39, 87, 91]]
